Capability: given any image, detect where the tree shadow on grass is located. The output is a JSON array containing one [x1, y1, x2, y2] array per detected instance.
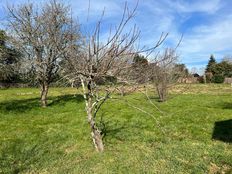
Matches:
[[100, 121, 127, 142], [212, 119, 232, 143], [221, 102, 232, 109], [0, 97, 40, 113], [98, 114, 152, 144], [210, 102, 232, 110], [0, 94, 84, 114], [102, 126, 129, 144], [48, 94, 83, 106], [0, 139, 40, 174], [145, 95, 160, 101]]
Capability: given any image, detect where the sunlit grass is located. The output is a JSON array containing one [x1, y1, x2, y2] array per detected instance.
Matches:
[[0, 84, 231, 173]]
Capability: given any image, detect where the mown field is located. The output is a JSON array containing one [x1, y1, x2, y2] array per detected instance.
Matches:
[[0, 84, 231, 174]]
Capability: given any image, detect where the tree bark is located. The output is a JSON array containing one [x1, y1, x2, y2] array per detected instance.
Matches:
[[86, 98, 104, 152], [40, 83, 49, 107], [90, 121, 104, 152], [157, 85, 167, 102], [80, 77, 104, 152]]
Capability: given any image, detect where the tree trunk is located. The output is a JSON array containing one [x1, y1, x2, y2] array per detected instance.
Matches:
[[71, 81, 74, 88], [90, 123, 104, 152], [86, 98, 104, 152], [157, 85, 167, 102], [40, 83, 49, 107], [70, 79, 74, 88], [80, 77, 104, 152]]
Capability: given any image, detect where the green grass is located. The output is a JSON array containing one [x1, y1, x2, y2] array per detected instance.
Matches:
[[0, 84, 231, 173]]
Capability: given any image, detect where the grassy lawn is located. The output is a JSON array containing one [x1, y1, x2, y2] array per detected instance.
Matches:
[[0, 84, 231, 173]]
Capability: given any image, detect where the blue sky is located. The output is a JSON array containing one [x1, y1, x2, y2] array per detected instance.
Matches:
[[1, 0, 232, 73]]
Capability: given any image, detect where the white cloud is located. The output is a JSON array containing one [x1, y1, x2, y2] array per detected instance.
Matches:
[[180, 14, 232, 64], [0, 0, 231, 71], [134, 0, 230, 70]]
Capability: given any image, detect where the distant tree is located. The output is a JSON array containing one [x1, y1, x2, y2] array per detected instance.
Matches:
[[204, 55, 232, 83], [133, 54, 148, 64], [149, 48, 180, 102], [205, 72, 213, 83], [130, 54, 149, 84], [212, 74, 224, 83], [190, 67, 198, 75], [216, 60, 232, 77], [222, 55, 232, 63], [211, 60, 232, 83], [205, 55, 216, 82], [7, 0, 80, 107], [206, 54, 216, 73], [174, 63, 189, 77], [0, 30, 20, 82]]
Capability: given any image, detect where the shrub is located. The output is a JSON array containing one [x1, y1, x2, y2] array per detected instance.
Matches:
[[212, 74, 225, 83]]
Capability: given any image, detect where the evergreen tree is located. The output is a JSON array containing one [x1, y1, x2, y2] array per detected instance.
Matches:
[[0, 30, 20, 82], [205, 55, 217, 83], [133, 54, 148, 65], [205, 54, 216, 73], [212, 60, 232, 78]]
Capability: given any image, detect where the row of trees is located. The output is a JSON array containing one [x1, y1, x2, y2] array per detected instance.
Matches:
[[0, 30, 21, 82], [205, 55, 232, 83], [0, 0, 186, 151]]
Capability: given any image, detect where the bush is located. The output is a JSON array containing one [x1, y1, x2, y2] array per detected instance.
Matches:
[[198, 76, 205, 83], [212, 74, 225, 83]]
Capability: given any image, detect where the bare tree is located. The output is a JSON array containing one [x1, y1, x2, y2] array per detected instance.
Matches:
[[63, 2, 167, 152], [149, 48, 181, 102], [7, 0, 79, 107]]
